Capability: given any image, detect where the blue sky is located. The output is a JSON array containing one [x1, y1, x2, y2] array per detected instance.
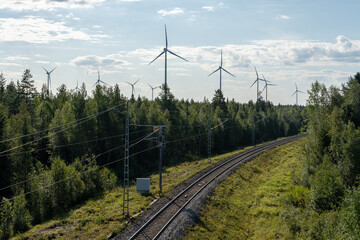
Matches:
[[1, 0, 360, 105]]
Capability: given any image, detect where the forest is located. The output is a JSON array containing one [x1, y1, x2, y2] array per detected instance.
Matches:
[[0, 69, 305, 238], [283, 73, 360, 239]]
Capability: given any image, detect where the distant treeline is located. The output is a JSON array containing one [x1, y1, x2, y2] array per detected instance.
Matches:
[[282, 73, 360, 239], [0, 69, 305, 238]]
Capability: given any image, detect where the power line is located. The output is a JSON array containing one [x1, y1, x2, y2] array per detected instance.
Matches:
[[0, 130, 155, 192], [0, 128, 150, 158], [0, 104, 125, 145]]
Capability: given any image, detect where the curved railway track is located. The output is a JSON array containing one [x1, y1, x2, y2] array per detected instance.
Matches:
[[122, 135, 305, 240]]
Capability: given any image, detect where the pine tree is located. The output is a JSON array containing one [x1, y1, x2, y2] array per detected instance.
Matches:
[[20, 69, 36, 102], [0, 71, 5, 103]]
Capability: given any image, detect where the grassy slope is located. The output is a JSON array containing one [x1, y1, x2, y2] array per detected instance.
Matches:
[[14, 143, 264, 239], [184, 138, 305, 240]]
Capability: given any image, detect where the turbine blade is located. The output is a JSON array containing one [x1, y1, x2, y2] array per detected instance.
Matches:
[[268, 83, 277, 86], [148, 83, 152, 89], [148, 51, 165, 65], [92, 82, 97, 88], [295, 83, 297, 90], [250, 80, 257, 88], [222, 68, 236, 78], [49, 67, 57, 74], [221, 50, 223, 67], [262, 85, 266, 92], [154, 86, 160, 89], [42, 67, 49, 73], [126, 82, 132, 86], [165, 24, 168, 48], [299, 90, 305, 93], [254, 66, 258, 79], [208, 68, 220, 77], [167, 50, 189, 62], [100, 80, 110, 86], [292, 91, 296, 96], [134, 79, 140, 85], [262, 74, 266, 81]]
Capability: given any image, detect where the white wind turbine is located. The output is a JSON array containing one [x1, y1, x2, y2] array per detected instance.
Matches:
[[126, 79, 140, 97], [250, 66, 265, 101], [43, 66, 56, 95], [208, 50, 235, 91], [292, 83, 304, 105], [262, 74, 277, 102], [148, 25, 188, 97], [93, 69, 110, 87], [148, 83, 160, 101]]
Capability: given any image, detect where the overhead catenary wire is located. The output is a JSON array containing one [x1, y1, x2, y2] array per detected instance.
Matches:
[[0, 105, 128, 155], [0, 120, 229, 202], [0, 144, 159, 205], [0, 129, 156, 192], [0, 104, 125, 145], [0, 128, 151, 158]]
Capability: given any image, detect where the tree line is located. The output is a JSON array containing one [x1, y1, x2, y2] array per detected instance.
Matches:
[[282, 73, 360, 239], [0, 69, 305, 238]]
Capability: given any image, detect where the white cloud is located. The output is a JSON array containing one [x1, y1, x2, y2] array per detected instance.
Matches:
[[71, 54, 132, 69], [129, 35, 360, 71], [0, 0, 105, 11], [0, 17, 107, 43], [202, 6, 215, 11], [276, 15, 290, 20], [5, 56, 30, 61], [157, 7, 184, 17]]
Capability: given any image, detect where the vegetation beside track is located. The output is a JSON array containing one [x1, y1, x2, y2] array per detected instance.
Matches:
[[12, 141, 267, 239], [184, 138, 305, 240]]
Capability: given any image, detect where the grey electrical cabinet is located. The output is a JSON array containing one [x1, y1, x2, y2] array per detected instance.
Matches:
[[136, 178, 150, 194]]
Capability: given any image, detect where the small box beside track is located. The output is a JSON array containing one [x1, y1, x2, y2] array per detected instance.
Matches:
[[136, 178, 150, 194]]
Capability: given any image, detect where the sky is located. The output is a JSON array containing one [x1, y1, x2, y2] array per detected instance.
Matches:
[[1, 0, 360, 105]]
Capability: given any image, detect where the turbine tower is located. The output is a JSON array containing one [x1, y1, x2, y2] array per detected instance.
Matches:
[[93, 69, 109, 87], [149, 25, 188, 97], [262, 75, 276, 102], [126, 79, 140, 97], [43, 66, 56, 95], [250, 66, 265, 101], [208, 50, 235, 91], [292, 83, 304, 105], [148, 83, 160, 101]]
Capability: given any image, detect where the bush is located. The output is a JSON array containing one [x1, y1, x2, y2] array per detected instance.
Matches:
[[12, 191, 31, 234], [309, 158, 344, 211]]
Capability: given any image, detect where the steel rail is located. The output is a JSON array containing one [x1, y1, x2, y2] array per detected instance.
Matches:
[[128, 134, 305, 240]]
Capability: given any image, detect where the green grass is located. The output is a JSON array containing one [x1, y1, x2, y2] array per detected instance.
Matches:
[[14, 141, 274, 239], [183, 138, 305, 240]]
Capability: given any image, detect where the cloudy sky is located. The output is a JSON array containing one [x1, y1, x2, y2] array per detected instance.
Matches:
[[1, 0, 360, 105]]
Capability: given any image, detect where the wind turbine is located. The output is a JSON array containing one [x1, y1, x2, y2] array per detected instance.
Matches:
[[126, 79, 140, 97], [93, 69, 109, 87], [250, 66, 265, 101], [208, 50, 235, 91], [148, 25, 188, 97], [74, 79, 80, 92], [148, 83, 160, 101], [43, 66, 56, 95], [292, 83, 304, 105], [262, 75, 277, 102]]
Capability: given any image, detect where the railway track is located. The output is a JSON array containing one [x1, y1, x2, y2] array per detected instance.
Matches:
[[122, 135, 305, 240]]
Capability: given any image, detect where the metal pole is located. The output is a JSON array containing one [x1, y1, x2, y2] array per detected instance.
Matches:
[[159, 126, 166, 194], [123, 101, 129, 216], [252, 111, 255, 145], [165, 50, 168, 98], [208, 105, 212, 163]]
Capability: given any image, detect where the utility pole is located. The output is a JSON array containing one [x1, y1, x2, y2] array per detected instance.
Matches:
[[123, 102, 129, 216], [252, 111, 255, 146], [158, 126, 166, 194], [208, 105, 212, 163]]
